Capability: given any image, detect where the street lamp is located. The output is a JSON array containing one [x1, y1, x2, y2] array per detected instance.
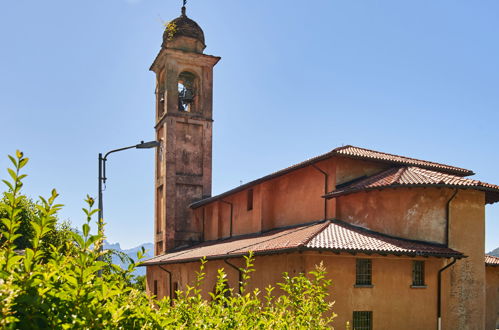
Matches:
[[97, 140, 160, 255]]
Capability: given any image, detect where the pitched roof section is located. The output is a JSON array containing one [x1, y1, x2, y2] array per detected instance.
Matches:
[[190, 145, 473, 209], [142, 221, 328, 266], [141, 220, 463, 266], [335, 146, 473, 177], [486, 255, 499, 266], [325, 166, 499, 204], [307, 220, 462, 258]]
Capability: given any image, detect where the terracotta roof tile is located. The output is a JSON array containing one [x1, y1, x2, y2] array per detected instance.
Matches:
[[141, 220, 463, 266], [326, 166, 499, 204], [334, 146, 473, 176], [191, 145, 473, 209], [486, 254, 499, 266], [306, 220, 462, 258]]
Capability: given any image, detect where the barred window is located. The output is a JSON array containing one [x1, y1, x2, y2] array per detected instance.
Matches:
[[353, 311, 372, 330], [412, 260, 425, 286], [356, 259, 372, 285]]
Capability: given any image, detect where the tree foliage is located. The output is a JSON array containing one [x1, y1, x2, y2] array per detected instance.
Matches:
[[0, 151, 337, 329]]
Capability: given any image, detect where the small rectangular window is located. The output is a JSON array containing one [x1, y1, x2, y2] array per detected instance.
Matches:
[[173, 282, 179, 300], [412, 260, 425, 286], [356, 259, 372, 286], [247, 189, 253, 211], [353, 311, 372, 330], [153, 280, 158, 297]]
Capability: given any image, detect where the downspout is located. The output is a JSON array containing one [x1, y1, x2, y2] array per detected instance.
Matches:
[[224, 258, 242, 294], [312, 164, 329, 220], [445, 189, 458, 247], [202, 207, 206, 241], [220, 200, 234, 238], [437, 257, 457, 330], [159, 265, 173, 305]]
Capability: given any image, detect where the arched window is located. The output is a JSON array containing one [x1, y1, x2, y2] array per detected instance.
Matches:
[[178, 71, 196, 112]]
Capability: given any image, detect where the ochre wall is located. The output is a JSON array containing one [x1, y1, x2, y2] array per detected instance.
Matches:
[[201, 157, 339, 240], [336, 187, 453, 244], [443, 190, 486, 330], [486, 266, 499, 330], [335, 156, 389, 185], [146, 253, 444, 330], [199, 156, 389, 241]]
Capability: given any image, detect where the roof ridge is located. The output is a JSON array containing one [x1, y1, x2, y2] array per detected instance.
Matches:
[[299, 220, 331, 247], [334, 145, 474, 176]]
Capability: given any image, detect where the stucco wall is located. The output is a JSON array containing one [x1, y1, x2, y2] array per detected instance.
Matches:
[[444, 190, 486, 330], [199, 156, 390, 241], [486, 266, 499, 330], [200, 157, 340, 240], [336, 187, 453, 244], [146, 253, 444, 330]]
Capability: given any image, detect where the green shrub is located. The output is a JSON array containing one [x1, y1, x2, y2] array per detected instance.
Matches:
[[0, 151, 337, 329]]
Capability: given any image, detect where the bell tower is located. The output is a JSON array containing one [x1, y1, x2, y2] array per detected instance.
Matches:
[[151, 5, 220, 255]]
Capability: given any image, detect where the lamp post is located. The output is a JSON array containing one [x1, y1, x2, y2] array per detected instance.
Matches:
[[97, 140, 160, 256]]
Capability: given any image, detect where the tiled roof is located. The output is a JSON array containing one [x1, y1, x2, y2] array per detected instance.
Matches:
[[486, 255, 499, 266], [334, 146, 473, 176], [325, 166, 499, 204], [190, 145, 473, 209], [141, 220, 463, 266]]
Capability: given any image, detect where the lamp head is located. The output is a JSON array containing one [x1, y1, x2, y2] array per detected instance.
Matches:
[[136, 140, 161, 149]]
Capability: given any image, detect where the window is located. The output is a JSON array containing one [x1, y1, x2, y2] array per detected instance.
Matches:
[[247, 189, 253, 211], [353, 311, 372, 330], [355, 259, 372, 286], [412, 260, 425, 286], [153, 280, 158, 297], [173, 282, 179, 300], [178, 71, 196, 112]]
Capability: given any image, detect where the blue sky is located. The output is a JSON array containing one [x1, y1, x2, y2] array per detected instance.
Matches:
[[0, 1, 498, 251]]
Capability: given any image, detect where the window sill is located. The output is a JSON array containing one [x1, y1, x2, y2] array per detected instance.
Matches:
[[410, 285, 427, 289], [354, 284, 373, 288]]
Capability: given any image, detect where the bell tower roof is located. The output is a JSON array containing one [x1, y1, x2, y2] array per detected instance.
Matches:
[[162, 6, 205, 48]]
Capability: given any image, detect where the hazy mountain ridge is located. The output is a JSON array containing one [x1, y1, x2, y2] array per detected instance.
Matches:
[[103, 241, 153, 276], [488, 247, 499, 257]]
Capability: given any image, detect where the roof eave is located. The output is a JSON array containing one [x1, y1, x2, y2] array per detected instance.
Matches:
[[140, 246, 464, 267], [325, 184, 499, 204]]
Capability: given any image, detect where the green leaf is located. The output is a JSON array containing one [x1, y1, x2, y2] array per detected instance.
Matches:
[[71, 231, 85, 247], [8, 155, 17, 167], [82, 223, 90, 237], [7, 168, 17, 181], [2, 179, 13, 190], [19, 157, 29, 169]]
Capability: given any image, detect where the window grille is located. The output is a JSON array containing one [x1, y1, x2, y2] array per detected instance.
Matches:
[[356, 259, 372, 285], [412, 260, 425, 286], [353, 311, 372, 330]]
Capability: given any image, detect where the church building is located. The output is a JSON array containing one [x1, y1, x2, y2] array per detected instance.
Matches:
[[143, 5, 499, 329]]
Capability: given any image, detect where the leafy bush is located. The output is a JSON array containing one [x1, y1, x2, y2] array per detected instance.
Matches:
[[0, 151, 337, 329]]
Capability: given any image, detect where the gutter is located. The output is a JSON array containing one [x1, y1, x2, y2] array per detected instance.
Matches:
[[437, 257, 458, 330], [312, 164, 329, 220]]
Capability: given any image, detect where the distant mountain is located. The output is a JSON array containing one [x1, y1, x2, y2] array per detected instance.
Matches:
[[488, 247, 499, 257], [103, 241, 153, 276]]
